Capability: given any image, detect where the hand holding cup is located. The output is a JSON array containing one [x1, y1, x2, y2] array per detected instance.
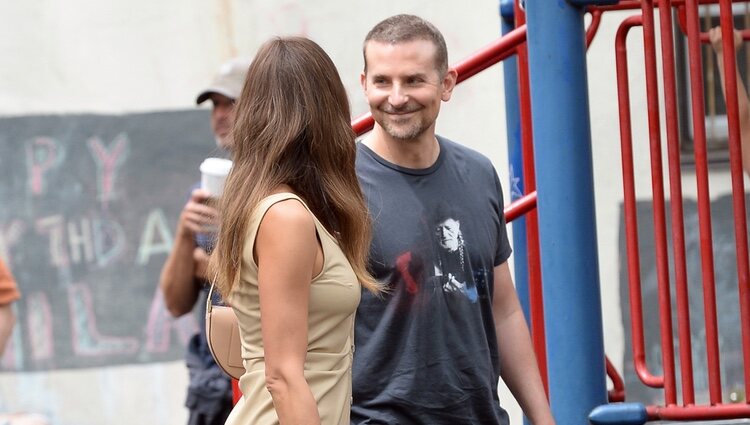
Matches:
[[179, 189, 219, 236], [200, 158, 233, 198]]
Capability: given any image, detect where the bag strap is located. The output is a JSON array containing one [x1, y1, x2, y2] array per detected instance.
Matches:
[[206, 282, 216, 315]]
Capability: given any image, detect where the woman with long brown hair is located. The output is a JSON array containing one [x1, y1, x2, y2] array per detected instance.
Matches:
[[208, 36, 380, 425]]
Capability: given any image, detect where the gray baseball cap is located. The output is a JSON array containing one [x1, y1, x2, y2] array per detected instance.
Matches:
[[196, 58, 250, 105]]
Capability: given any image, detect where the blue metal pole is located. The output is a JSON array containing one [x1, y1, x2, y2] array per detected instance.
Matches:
[[524, 1, 608, 423], [499, 0, 531, 323]]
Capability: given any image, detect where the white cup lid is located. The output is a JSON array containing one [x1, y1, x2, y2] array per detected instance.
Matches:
[[200, 157, 233, 176]]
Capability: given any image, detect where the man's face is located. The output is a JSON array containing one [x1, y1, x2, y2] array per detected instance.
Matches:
[[435, 218, 460, 252], [209, 93, 235, 150], [361, 39, 456, 143]]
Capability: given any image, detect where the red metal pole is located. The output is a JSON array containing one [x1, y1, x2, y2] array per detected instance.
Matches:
[[352, 113, 374, 135], [595, 0, 738, 12], [656, 0, 695, 406], [684, 0, 723, 405], [586, 10, 603, 48], [641, 0, 678, 405], [455, 26, 526, 84], [647, 403, 750, 421], [615, 14, 664, 389], [606, 356, 626, 402], [514, 1, 548, 396], [717, 0, 750, 398], [504, 191, 537, 223]]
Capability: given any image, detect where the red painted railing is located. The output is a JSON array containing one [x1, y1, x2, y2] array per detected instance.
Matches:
[[513, 3, 548, 396], [605, 0, 750, 420]]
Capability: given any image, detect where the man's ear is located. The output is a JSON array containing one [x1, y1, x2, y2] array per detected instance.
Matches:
[[441, 68, 458, 102], [360, 72, 367, 92]]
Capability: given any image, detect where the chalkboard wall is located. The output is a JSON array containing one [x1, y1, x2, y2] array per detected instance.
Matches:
[[619, 195, 747, 404], [0, 111, 219, 371]]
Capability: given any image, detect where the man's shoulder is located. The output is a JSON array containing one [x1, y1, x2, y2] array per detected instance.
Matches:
[[438, 136, 495, 170]]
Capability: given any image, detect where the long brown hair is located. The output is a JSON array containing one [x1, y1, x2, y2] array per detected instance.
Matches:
[[209, 36, 379, 295]]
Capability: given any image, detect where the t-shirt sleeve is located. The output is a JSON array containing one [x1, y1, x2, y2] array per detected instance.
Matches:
[[493, 169, 513, 266], [0, 260, 21, 305]]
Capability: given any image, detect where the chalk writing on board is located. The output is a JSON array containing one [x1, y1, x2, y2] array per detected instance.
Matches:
[[0, 111, 218, 371]]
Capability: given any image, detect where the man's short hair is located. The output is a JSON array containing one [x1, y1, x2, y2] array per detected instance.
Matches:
[[363, 14, 449, 76]]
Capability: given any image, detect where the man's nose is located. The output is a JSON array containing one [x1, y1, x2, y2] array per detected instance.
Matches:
[[215, 104, 233, 118], [388, 85, 409, 108]]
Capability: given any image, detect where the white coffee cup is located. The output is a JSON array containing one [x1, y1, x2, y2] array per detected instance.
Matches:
[[200, 158, 233, 197]]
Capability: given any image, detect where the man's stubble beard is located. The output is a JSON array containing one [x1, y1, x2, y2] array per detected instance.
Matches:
[[381, 116, 429, 142]]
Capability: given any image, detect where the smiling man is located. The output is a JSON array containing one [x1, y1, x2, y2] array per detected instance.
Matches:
[[352, 14, 555, 425]]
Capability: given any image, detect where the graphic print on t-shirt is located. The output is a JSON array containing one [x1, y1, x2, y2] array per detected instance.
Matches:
[[430, 203, 478, 303]]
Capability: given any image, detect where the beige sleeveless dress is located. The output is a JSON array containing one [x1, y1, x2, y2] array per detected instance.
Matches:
[[224, 193, 360, 425]]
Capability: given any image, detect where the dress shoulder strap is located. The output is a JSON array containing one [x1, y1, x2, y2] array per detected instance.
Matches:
[[249, 192, 338, 246], [248, 192, 306, 233]]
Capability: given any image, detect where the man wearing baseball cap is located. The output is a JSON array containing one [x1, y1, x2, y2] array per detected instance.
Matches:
[[195, 58, 250, 150], [160, 58, 249, 425]]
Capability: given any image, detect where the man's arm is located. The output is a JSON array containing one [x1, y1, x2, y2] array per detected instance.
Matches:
[[0, 303, 15, 355], [709, 27, 750, 176], [159, 189, 218, 317], [493, 262, 555, 425]]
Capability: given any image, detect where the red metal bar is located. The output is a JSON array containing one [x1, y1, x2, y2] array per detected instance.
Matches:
[[514, 1, 548, 396], [504, 191, 537, 223], [586, 9, 604, 48], [718, 0, 750, 397], [455, 25, 526, 84], [641, 0, 678, 404], [646, 403, 750, 421], [595, 0, 735, 12], [606, 357, 626, 402], [599, 0, 750, 41], [615, 14, 665, 389], [351, 113, 374, 135], [684, 0, 724, 404], [656, 0, 696, 406]]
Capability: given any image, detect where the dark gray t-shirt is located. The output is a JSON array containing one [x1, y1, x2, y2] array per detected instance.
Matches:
[[352, 136, 512, 425]]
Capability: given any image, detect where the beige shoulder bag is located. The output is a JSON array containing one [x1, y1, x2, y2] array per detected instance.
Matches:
[[205, 283, 245, 380]]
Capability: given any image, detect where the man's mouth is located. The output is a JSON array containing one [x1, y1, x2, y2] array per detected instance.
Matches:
[[382, 106, 419, 115]]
